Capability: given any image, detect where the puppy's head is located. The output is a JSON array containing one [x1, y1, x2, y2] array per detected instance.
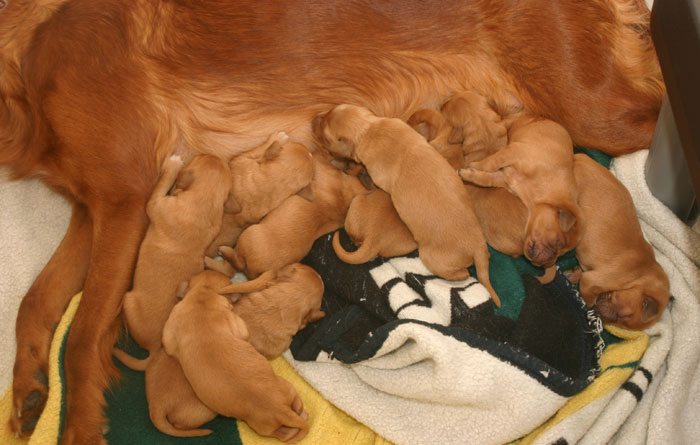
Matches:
[[312, 104, 375, 159], [174, 154, 230, 192], [590, 262, 670, 330], [406, 108, 448, 142], [523, 203, 583, 267]]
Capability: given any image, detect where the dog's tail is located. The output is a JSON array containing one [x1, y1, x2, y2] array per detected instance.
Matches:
[[473, 246, 502, 308], [149, 407, 213, 438], [112, 348, 151, 371], [219, 269, 277, 294], [332, 231, 378, 265]]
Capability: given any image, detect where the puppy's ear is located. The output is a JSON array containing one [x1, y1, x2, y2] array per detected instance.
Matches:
[[264, 141, 282, 161], [448, 126, 464, 144], [558, 209, 577, 232], [337, 137, 355, 157], [223, 193, 242, 214], [297, 184, 314, 202]]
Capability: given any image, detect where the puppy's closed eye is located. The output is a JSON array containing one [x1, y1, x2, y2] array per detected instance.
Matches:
[[641, 297, 659, 322]]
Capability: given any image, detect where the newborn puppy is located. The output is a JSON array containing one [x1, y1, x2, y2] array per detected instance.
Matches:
[[205, 133, 314, 256], [407, 108, 465, 169], [409, 108, 555, 282], [332, 189, 417, 264], [570, 153, 670, 330], [162, 270, 309, 442], [314, 104, 500, 307], [113, 347, 216, 437], [223, 263, 325, 358], [214, 150, 370, 278], [122, 154, 232, 353], [459, 114, 583, 270], [440, 91, 509, 161]]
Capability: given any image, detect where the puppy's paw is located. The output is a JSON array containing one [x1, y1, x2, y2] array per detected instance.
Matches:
[[164, 155, 185, 172]]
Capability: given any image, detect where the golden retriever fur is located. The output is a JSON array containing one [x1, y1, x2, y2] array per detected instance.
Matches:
[[205, 133, 314, 256], [217, 150, 370, 278], [332, 189, 418, 264], [123, 154, 231, 352], [113, 347, 216, 437], [459, 114, 584, 269], [162, 270, 309, 442], [570, 153, 670, 330], [1, 0, 663, 441], [222, 263, 325, 359], [315, 104, 500, 306]]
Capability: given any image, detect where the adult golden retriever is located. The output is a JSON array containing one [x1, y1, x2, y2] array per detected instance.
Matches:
[[0, 0, 663, 442]]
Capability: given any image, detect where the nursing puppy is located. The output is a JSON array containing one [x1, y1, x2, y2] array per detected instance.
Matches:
[[332, 189, 417, 264], [122, 154, 232, 353], [570, 154, 670, 330], [113, 348, 216, 438], [162, 270, 309, 442], [440, 91, 510, 162], [205, 133, 314, 256], [221, 263, 325, 358], [459, 114, 584, 270], [215, 150, 370, 278], [315, 104, 500, 307], [409, 108, 554, 282]]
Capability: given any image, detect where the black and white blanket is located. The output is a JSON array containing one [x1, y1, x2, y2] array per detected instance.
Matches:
[[287, 229, 603, 444]]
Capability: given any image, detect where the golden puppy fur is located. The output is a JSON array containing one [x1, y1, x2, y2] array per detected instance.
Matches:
[[113, 348, 216, 438], [332, 189, 417, 264], [571, 153, 670, 330], [1, 0, 663, 440], [408, 107, 555, 282], [440, 91, 511, 161], [315, 104, 500, 307], [459, 114, 584, 269], [122, 154, 232, 353], [216, 150, 370, 278], [220, 263, 326, 359], [162, 270, 309, 442], [205, 133, 314, 256]]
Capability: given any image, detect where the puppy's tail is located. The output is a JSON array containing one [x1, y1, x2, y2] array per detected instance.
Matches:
[[149, 407, 213, 438], [332, 231, 377, 265], [473, 247, 502, 308], [219, 269, 277, 294], [112, 348, 151, 371]]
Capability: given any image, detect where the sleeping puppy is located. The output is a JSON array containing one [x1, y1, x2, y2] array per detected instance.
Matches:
[[122, 154, 232, 353], [406, 108, 465, 169], [222, 263, 325, 359], [162, 270, 309, 442], [113, 347, 216, 437], [205, 133, 314, 256], [314, 104, 500, 307], [440, 91, 510, 162], [332, 189, 417, 264], [459, 114, 584, 271], [570, 153, 670, 330], [409, 107, 554, 282], [212, 150, 370, 278]]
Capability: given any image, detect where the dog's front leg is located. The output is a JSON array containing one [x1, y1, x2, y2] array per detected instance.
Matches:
[[10, 202, 92, 438], [59, 200, 150, 445]]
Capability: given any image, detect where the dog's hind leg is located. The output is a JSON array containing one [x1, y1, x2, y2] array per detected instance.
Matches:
[[59, 197, 152, 445], [10, 202, 92, 438]]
